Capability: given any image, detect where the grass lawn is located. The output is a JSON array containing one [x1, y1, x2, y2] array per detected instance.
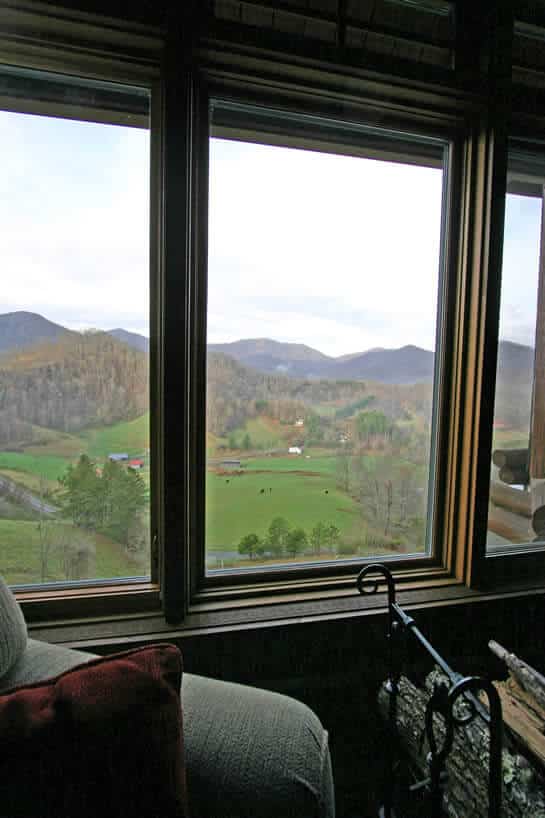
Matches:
[[206, 467, 361, 548], [23, 414, 150, 462], [230, 416, 288, 448], [0, 452, 69, 482], [81, 412, 149, 460], [24, 428, 85, 458], [242, 453, 338, 475], [0, 519, 147, 585]]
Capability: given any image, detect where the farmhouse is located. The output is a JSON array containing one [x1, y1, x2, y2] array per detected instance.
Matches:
[[128, 458, 144, 470], [7, 3, 545, 817]]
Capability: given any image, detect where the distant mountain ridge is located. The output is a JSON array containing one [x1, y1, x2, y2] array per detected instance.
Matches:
[[0, 311, 73, 354], [109, 328, 149, 354], [0, 312, 535, 386], [209, 338, 435, 384]]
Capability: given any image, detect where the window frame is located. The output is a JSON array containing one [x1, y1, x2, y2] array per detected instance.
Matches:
[[199, 94, 451, 581], [0, 3, 165, 618], [7, 0, 545, 629], [475, 137, 545, 589], [182, 55, 483, 611]]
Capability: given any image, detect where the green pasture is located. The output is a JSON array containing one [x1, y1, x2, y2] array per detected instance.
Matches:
[[230, 416, 287, 448], [242, 453, 338, 474], [205, 467, 361, 548], [313, 404, 338, 418], [0, 452, 69, 482], [25, 428, 84, 458], [0, 519, 146, 586]]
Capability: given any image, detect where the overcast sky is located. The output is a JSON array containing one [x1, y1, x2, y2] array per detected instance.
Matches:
[[0, 111, 540, 357]]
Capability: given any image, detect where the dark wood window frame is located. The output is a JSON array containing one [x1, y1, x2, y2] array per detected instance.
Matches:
[[7, 2, 545, 638]]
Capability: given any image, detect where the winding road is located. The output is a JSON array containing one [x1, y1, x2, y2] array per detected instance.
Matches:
[[0, 474, 58, 515]]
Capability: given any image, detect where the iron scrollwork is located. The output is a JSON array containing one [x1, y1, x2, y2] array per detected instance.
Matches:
[[357, 564, 503, 817]]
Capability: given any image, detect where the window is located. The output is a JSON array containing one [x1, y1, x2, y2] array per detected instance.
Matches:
[[487, 149, 545, 555], [6, 1, 545, 626], [205, 100, 449, 575], [0, 65, 152, 588]]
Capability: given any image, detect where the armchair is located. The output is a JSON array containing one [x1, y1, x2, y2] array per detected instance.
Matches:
[[0, 578, 335, 818]]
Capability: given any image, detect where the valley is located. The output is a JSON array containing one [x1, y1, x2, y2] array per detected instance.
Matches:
[[0, 310, 533, 583]]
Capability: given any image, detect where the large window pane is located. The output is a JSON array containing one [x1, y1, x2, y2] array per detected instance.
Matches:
[[0, 67, 150, 586], [487, 154, 545, 551], [206, 102, 446, 573]]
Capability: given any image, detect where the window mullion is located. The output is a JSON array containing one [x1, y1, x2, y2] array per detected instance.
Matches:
[[160, 34, 193, 624], [456, 2, 513, 588]]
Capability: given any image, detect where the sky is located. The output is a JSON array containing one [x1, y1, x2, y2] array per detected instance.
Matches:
[[0, 110, 150, 337], [0, 109, 541, 357]]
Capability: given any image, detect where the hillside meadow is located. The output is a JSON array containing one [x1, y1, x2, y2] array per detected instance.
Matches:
[[206, 466, 356, 548], [0, 519, 145, 585], [0, 410, 428, 577]]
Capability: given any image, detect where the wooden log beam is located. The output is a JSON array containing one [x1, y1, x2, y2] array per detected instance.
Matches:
[[493, 449, 529, 470], [377, 669, 545, 817], [488, 502, 532, 543], [490, 481, 531, 517], [499, 465, 529, 486], [489, 641, 545, 715], [529, 186, 545, 536]]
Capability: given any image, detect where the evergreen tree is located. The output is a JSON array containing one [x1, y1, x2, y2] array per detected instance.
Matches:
[[285, 527, 307, 558], [59, 455, 147, 546], [239, 533, 260, 560], [59, 454, 102, 529], [267, 516, 290, 556]]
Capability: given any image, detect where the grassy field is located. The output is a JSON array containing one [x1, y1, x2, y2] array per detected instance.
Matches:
[[0, 519, 146, 585], [206, 462, 361, 548], [0, 452, 69, 482], [25, 428, 85, 458], [229, 416, 289, 448], [0, 414, 425, 581], [81, 412, 149, 459], [0, 414, 152, 585], [0, 413, 150, 488], [242, 453, 338, 474]]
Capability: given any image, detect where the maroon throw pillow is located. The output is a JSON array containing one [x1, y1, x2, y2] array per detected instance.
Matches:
[[0, 644, 188, 818]]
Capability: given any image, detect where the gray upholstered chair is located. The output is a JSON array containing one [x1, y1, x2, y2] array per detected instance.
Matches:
[[0, 577, 335, 818]]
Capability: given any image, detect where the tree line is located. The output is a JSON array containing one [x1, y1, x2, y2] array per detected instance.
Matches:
[[58, 454, 147, 547], [238, 516, 340, 560], [0, 332, 148, 441]]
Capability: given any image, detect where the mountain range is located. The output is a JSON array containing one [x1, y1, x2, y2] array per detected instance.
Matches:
[[0, 311, 535, 386]]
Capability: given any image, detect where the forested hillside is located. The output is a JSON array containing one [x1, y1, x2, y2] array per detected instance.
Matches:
[[207, 350, 434, 439], [0, 331, 148, 443]]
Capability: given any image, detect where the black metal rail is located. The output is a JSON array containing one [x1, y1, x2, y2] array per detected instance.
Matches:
[[357, 563, 503, 818]]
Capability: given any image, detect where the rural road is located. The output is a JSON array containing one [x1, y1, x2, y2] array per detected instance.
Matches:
[[0, 474, 58, 515], [206, 549, 240, 565]]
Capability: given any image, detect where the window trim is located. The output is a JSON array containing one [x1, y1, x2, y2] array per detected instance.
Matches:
[[476, 138, 545, 588], [184, 55, 482, 610], [0, 3, 165, 618], [9, 0, 545, 627], [201, 92, 453, 585]]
